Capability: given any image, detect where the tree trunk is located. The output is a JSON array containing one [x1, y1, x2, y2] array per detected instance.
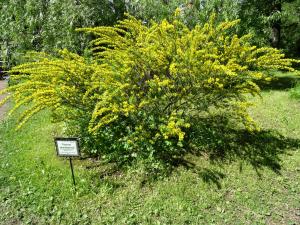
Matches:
[[271, 1, 281, 48]]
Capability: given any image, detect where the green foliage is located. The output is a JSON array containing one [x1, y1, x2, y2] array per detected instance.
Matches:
[[126, 0, 240, 27], [126, 0, 181, 22], [1, 14, 298, 168], [237, 0, 300, 55], [282, 0, 300, 57], [238, 0, 282, 47], [2, 0, 300, 70], [290, 82, 300, 99], [0, 0, 126, 68]]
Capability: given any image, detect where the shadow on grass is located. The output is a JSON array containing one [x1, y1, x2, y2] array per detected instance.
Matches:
[[197, 168, 226, 189], [183, 126, 300, 188], [208, 129, 299, 171], [258, 75, 300, 90], [84, 123, 300, 190]]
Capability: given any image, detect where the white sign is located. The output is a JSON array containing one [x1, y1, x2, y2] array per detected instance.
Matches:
[[55, 138, 80, 157]]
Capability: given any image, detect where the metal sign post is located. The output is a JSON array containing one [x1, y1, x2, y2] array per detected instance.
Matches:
[[54, 138, 80, 189], [69, 157, 76, 186]]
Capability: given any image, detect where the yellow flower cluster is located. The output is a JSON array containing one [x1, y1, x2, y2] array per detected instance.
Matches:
[[1, 50, 95, 129], [159, 113, 191, 142]]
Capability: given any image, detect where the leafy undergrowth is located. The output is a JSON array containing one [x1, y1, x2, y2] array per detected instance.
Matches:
[[290, 82, 300, 99], [0, 88, 300, 225]]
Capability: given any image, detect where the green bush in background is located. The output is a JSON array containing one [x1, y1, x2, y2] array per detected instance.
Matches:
[[290, 82, 300, 99]]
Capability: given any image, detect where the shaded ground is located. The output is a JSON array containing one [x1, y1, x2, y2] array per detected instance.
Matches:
[[0, 80, 7, 120], [258, 72, 300, 90]]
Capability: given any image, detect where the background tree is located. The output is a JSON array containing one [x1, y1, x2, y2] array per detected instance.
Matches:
[[238, 0, 280, 47], [281, 0, 300, 57], [238, 0, 300, 57], [1, 0, 300, 70], [0, 0, 126, 69], [126, 0, 240, 27]]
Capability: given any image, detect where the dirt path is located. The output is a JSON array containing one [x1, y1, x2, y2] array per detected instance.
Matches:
[[0, 80, 8, 120]]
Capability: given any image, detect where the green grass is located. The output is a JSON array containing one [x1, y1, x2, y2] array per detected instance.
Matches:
[[1, 84, 300, 224], [250, 91, 300, 138], [269, 70, 300, 100], [290, 82, 300, 99]]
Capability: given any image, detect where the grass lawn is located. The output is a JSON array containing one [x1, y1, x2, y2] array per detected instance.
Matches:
[[0, 75, 300, 224]]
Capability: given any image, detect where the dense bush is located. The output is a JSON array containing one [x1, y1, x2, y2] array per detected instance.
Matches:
[[1, 14, 297, 169]]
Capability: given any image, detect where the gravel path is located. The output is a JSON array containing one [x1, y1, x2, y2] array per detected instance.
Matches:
[[0, 80, 8, 120]]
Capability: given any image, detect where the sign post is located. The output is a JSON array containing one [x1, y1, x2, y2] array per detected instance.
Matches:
[[69, 158, 76, 186], [54, 138, 80, 188]]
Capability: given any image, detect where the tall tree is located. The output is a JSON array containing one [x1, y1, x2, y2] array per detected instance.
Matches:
[[281, 0, 300, 57], [0, 0, 126, 68], [239, 0, 297, 48], [270, 0, 282, 48], [126, 0, 240, 27]]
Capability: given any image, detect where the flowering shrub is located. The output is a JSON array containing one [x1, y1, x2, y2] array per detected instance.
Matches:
[[1, 14, 297, 167]]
